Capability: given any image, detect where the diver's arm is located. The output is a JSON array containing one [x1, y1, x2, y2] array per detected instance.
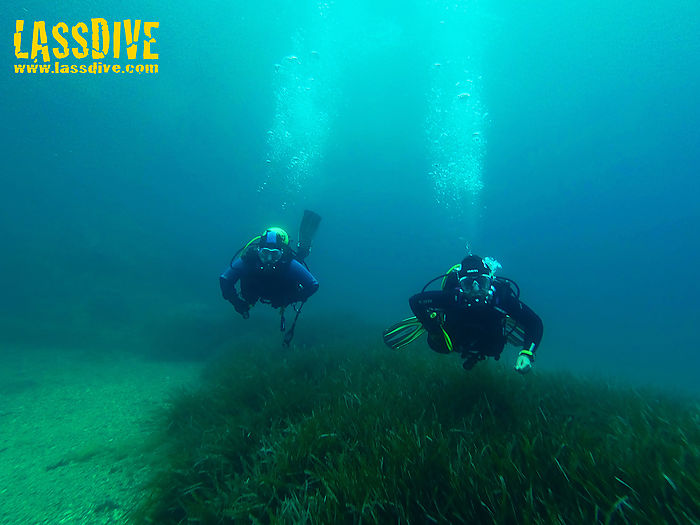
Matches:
[[505, 300, 543, 356], [409, 291, 460, 354], [220, 259, 247, 307], [288, 260, 319, 302], [409, 291, 459, 329]]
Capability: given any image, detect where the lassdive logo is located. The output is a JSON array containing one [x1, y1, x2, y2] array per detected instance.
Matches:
[[13, 19, 158, 75]]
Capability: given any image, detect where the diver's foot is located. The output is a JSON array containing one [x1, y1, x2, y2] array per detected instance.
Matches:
[[461, 351, 484, 371], [462, 358, 478, 371]]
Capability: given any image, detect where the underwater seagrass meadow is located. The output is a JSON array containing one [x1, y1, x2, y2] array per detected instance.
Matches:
[[128, 327, 700, 523], [2, 0, 700, 523]]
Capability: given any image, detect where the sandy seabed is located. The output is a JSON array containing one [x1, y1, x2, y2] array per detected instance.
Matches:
[[0, 347, 203, 524]]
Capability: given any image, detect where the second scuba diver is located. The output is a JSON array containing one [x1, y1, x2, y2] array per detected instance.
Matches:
[[383, 253, 543, 373], [220, 210, 321, 346]]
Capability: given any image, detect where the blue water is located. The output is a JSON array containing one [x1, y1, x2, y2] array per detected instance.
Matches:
[[2, 0, 699, 392]]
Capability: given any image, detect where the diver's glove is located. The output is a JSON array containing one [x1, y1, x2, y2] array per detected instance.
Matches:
[[514, 349, 534, 374], [232, 298, 250, 319]]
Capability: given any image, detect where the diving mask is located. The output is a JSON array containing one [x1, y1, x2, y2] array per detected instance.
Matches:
[[459, 274, 493, 303], [258, 247, 282, 264]]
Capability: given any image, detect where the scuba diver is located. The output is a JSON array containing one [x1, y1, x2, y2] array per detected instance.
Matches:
[[220, 210, 321, 346], [383, 253, 543, 373]]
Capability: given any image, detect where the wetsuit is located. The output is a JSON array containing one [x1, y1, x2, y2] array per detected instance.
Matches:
[[409, 277, 543, 367], [220, 250, 319, 312]]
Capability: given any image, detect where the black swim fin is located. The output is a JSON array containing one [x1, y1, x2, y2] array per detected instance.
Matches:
[[297, 209, 321, 260]]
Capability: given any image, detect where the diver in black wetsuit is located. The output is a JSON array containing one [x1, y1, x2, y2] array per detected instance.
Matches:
[[384, 254, 543, 373]]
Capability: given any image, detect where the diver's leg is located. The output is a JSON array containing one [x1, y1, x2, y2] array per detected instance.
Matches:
[[460, 340, 485, 370]]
